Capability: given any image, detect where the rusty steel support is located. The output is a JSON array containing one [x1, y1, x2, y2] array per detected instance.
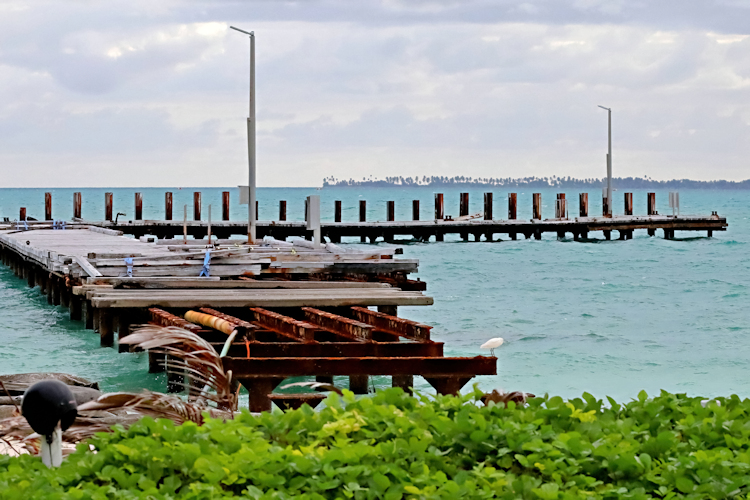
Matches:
[[434, 193, 444, 220], [424, 376, 474, 396], [302, 307, 372, 341], [392, 375, 414, 394], [222, 191, 230, 221], [44, 192, 52, 221], [624, 192, 633, 216], [193, 192, 201, 221], [603, 230, 611, 240], [214, 342, 444, 358], [149, 308, 203, 332], [484, 193, 493, 220], [73, 192, 82, 219], [412, 200, 419, 221], [351, 306, 431, 341], [334, 200, 342, 223], [134, 192, 143, 220], [459, 193, 469, 217], [387, 201, 395, 222], [239, 377, 284, 413], [104, 193, 113, 221], [162, 192, 173, 221], [647, 193, 656, 215], [279, 200, 287, 221], [532, 193, 542, 220], [250, 307, 315, 341], [349, 375, 369, 395], [19, 207, 26, 221], [579, 193, 589, 217], [555, 194, 567, 219], [602, 192, 610, 218]]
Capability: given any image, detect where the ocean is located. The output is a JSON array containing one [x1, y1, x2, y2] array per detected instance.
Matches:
[[0, 186, 747, 403]]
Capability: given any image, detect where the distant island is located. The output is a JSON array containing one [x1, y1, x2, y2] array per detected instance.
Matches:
[[323, 175, 750, 190]]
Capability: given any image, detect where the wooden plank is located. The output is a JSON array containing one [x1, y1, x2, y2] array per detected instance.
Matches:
[[73, 256, 102, 277], [350, 306, 432, 341]]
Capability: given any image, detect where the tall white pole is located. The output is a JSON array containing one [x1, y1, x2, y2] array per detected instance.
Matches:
[[607, 108, 612, 216], [231, 26, 257, 243], [247, 32, 257, 243]]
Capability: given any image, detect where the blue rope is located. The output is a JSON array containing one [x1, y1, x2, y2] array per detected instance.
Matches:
[[124, 257, 133, 277], [199, 251, 211, 277]]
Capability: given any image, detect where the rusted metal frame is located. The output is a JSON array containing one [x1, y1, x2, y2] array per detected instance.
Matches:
[[105, 192, 113, 221], [579, 193, 588, 217], [350, 306, 431, 341], [508, 193, 517, 219], [532, 193, 542, 220], [165, 192, 173, 220], [198, 307, 257, 339], [268, 393, 327, 410], [194, 192, 201, 221], [73, 192, 82, 219], [237, 377, 285, 412], [302, 307, 372, 342], [213, 341, 444, 358], [222, 191, 230, 221], [483, 193, 493, 220], [249, 307, 316, 342], [223, 356, 497, 377], [148, 307, 204, 332], [45, 192, 52, 221]]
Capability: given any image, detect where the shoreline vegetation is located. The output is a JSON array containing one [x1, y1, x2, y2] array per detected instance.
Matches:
[[323, 175, 750, 190], [0, 388, 747, 498]]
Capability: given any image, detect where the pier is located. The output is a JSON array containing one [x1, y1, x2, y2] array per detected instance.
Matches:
[[6, 190, 726, 243], [0, 223, 496, 411]]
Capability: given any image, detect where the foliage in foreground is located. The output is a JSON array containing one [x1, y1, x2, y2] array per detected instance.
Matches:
[[1, 388, 750, 499]]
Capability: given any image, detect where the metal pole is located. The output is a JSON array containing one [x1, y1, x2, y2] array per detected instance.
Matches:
[[607, 108, 612, 216], [231, 26, 256, 244]]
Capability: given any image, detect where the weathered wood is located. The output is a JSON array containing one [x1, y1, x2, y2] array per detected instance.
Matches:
[[460, 193, 469, 217], [105, 193, 113, 221], [98, 308, 114, 347], [19, 207, 26, 221], [278, 200, 286, 221], [335, 200, 342, 223], [165, 192, 173, 221], [624, 192, 633, 216], [135, 193, 143, 220], [533, 193, 541, 220], [483, 193, 493, 220], [648, 193, 656, 215], [193, 192, 201, 221], [222, 191, 230, 221], [45, 193, 52, 221], [73, 192, 82, 219], [434, 193, 444, 220], [579, 193, 588, 217]]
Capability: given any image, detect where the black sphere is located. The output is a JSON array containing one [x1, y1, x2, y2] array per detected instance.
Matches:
[[21, 380, 78, 437]]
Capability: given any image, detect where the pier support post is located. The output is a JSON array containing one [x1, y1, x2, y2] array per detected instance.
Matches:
[[459, 193, 469, 217], [46, 275, 54, 304], [135, 192, 143, 220], [508, 193, 517, 219], [359, 201, 367, 243], [105, 193, 113, 221], [167, 357, 185, 393], [434, 193, 444, 220], [555, 194, 567, 219], [193, 192, 201, 221], [26, 265, 35, 288], [647, 193, 656, 215], [45, 192, 52, 221], [579, 193, 588, 217], [534, 230, 541, 240], [349, 375, 369, 394], [334, 201, 342, 223], [70, 295, 82, 321], [624, 192, 633, 216], [392, 375, 413, 394], [165, 192, 173, 221], [602, 189, 610, 218], [84, 300, 94, 330], [242, 378, 284, 413], [222, 191, 230, 221], [279, 200, 287, 221], [532, 193, 542, 220], [412, 200, 419, 221], [424, 377, 473, 396], [19, 207, 26, 222], [483, 193, 493, 220], [148, 351, 165, 373], [98, 309, 114, 347], [664, 229, 673, 240], [73, 192, 82, 219], [387, 201, 395, 222], [60, 282, 70, 308], [708, 230, 713, 238], [435, 232, 444, 242], [603, 230, 611, 240]]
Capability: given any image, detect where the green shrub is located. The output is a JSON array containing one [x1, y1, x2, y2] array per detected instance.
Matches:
[[1, 388, 749, 499]]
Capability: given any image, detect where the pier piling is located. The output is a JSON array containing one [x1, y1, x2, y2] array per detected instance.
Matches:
[[279, 201, 286, 221], [508, 193, 517, 220], [359, 200, 367, 243], [602, 189, 610, 218], [624, 193, 633, 216], [135, 193, 143, 220], [45, 193, 52, 221], [19, 208, 26, 221], [533, 193, 542, 220], [484, 193, 493, 220], [387, 201, 395, 222], [193, 192, 201, 221], [434, 193, 444, 220], [412, 200, 419, 221], [165, 192, 173, 221], [73, 192, 82, 219], [460, 193, 469, 217], [222, 192, 230, 221], [335, 201, 342, 223], [579, 193, 588, 217], [647, 193, 656, 215], [105, 193, 113, 221]]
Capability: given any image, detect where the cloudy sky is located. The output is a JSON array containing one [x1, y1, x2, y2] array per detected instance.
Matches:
[[0, 0, 749, 187]]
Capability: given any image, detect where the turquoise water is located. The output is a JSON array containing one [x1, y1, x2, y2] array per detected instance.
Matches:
[[0, 187, 747, 402]]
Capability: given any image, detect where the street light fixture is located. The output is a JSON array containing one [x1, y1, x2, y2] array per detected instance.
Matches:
[[598, 105, 612, 217], [230, 26, 256, 243]]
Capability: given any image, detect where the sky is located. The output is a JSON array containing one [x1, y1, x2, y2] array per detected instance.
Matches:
[[0, 0, 749, 187]]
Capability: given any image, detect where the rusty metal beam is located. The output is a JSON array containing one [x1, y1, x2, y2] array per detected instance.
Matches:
[[148, 307, 203, 332], [350, 306, 431, 341], [199, 307, 256, 339], [268, 393, 327, 410], [249, 307, 316, 342], [302, 307, 372, 341], [223, 356, 496, 377], [212, 341, 444, 358]]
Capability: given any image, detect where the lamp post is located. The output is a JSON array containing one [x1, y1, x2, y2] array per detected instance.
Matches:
[[598, 105, 612, 217], [230, 26, 256, 243]]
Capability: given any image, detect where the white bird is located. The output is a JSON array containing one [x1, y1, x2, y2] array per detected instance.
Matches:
[[480, 337, 504, 356]]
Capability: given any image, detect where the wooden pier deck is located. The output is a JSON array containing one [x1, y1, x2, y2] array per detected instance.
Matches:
[[0, 225, 498, 411]]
